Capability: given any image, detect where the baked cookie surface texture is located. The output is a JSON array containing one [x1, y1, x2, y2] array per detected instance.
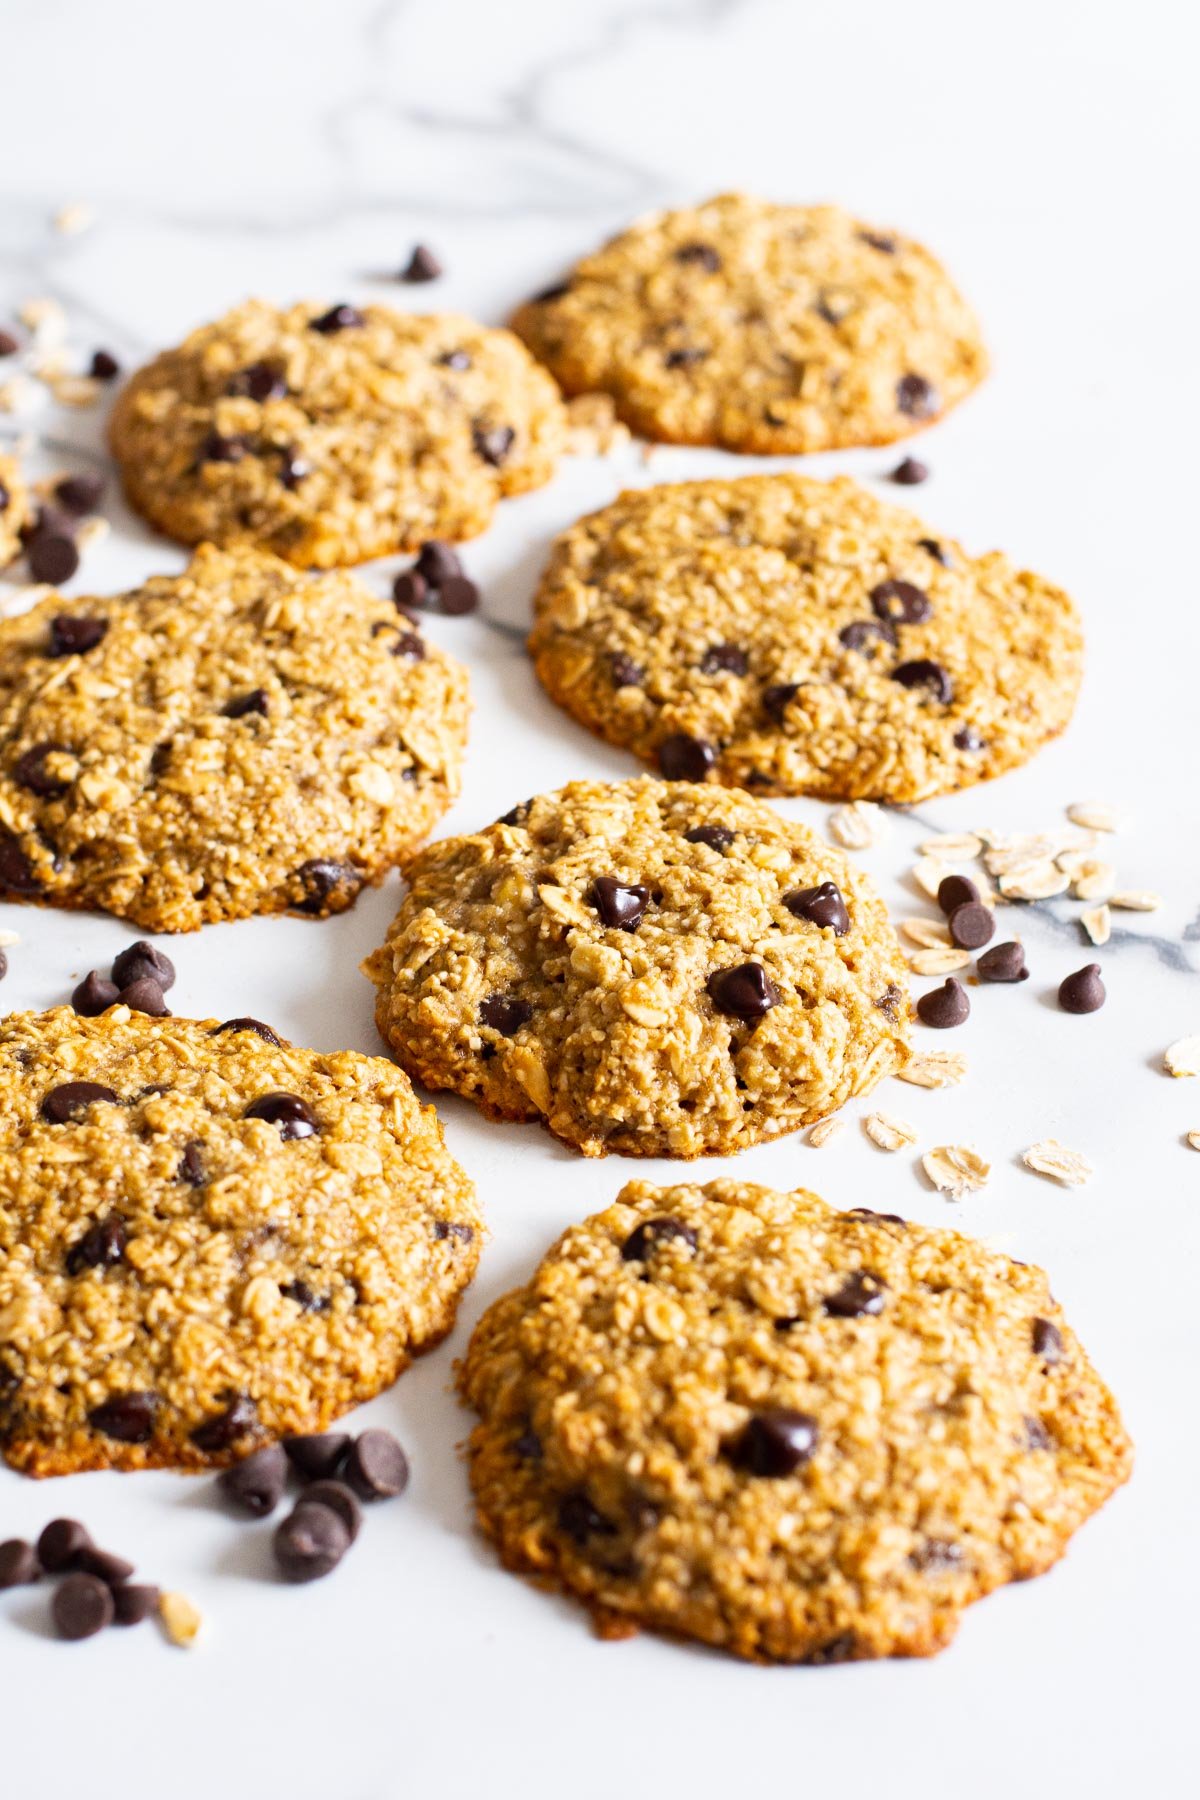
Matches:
[[529, 474, 1083, 803], [0, 1007, 482, 1476], [110, 300, 565, 565], [459, 1178, 1133, 1661], [0, 543, 469, 929], [364, 777, 909, 1157], [512, 196, 986, 452], [0, 453, 30, 567]]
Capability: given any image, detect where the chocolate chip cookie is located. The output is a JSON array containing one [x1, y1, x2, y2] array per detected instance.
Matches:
[[529, 474, 1082, 802], [512, 196, 986, 452], [0, 1007, 482, 1476], [364, 778, 909, 1157], [0, 453, 30, 567], [110, 300, 565, 566], [459, 1177, 1132, 1661], [0, 544, 469, 929]]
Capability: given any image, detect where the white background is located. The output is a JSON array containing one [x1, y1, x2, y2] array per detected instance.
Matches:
[[0, 3, 1197, 1795]]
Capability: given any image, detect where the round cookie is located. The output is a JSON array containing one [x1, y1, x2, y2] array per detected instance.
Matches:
[[364, 777, 909, 1158], [0, 1006, 482, 1476], [459, 1178, 1133, 1662], [0, 452, 31, 568], [0, 543, 469, 930], [511, 195, 986, 453], [110, 300, 566, 567], [529, 474, 1083, 803]]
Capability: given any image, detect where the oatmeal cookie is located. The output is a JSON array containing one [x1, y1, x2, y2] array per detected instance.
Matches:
[[364, 778, 909, 1157], [110, 300, 565, 566], [0, 543, 469, 929], [459, 1178, 1132, 1661], [529, 474, 1082, 802], [0, 1007, 482, 1477], [512, 196, 986, 452]]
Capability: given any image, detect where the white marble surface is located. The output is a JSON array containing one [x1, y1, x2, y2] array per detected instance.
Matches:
[[0, 4, 1196, 1797]]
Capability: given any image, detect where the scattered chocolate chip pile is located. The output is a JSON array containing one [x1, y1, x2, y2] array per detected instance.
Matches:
[[71, 939, 176, 1018], [393, 540, 480, 616], [0, 1515, 165, 1643], [218, 1428, 410, 1584]]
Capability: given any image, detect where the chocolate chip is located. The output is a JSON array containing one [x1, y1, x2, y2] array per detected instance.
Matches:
[[0, 833, 40, 892], [557, 1491, 615, 1544], [438, 349, 471, 370], [916, 977, 970, 1028], [393, 570, 428, 612], [191, 1394, 258, 1453], [1032, 1317, 1064, 1365], [531, 281, 570, 303], [89, 1392, 157, 1443], [14, 740, 72, 797], [118, 977, 170, 1017], [591, 875, 649, 931], [784, 880, 849, 935], [824, 1271, 887, 1317], [1058, 964, 1105, 1014], [706, 962, 781, 1022], [870, 579, 932, 625], [438, 574, 480, 615], [28, 532, 80, 585], [278, 448, 310, 490], [674, 242, 722, 270], [977, 940, 1029, 983], [699, 642, 748, 676], [400, 244, 442, 282], [859, 229, 897, 253], [292, 858, 364, 914], [198, 430, 251, 465], [473, 424, 514, 466], [391, 629, 425, 661], [658, 733, 716, 782], [112, 1584, 160, 1626], [65, 1214, 126, 1275], [479, 994, 531, 1036], [514, 1429, 542, 1460], [310, 303, 364, 334], [49, 614, 107, 656], [664, 347, 706, 369], [610, 652, 644, 688], [176, 1141, 204, 1187], [112, 940, 176, 991], [936, 874, 979, 915], [953, 724, 986, 752], [280, 1279, 330, 1311], [433, 1220, 475, 1244], [273, 1501, 351, 1582], [0, 1539, 40, 1588], [838, 619, 895, 652], [892, 659, 953, 702], [218, 1442, 288, 1515], [212, 1017, 281, 1044], [1024, 1416, 1053, 1452], [762, 681, 800, 721], [89, 349, 120, 380], [54, 1573, 115, 1640], [727, 1408, 818, 1477], [283, 1433, 351, 1482], [343, 1430, 409, 1501], [37, 1518, 92, 1573], [414, 540, 463, 587], [896, 372, 938, 418], [245, 1092, 318, 1140], [0, 329, 19, 356], [889, 457, 928, 485], [948, 901, 995, 950], [498, 800, 532, 827], [875, 983, 904, 1021], [227, 360, 287, 401], [303, 1480, 363, 1542], [76, 1546, 135, 1586], [683, 823, 734, 852], [223, 689, 268, 719], [621, 1217, 698, 1262], [55, 474, 106, 515], [41, 1080, 119, 1123]]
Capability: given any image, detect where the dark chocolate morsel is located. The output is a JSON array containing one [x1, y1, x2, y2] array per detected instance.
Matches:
[[658, 733, 716, 781], [916, 977, 970, 1029], [191, 1394, 259, 1453], [727, 1409, 819, 1477], [88, 1391, 157, 1443], [621, 1217, 699, 1262], [977, 941, 1029, 983], [283, 1433, 352, 1482], [706, 962, 781, 1022], [784, 880, 849, 935], [1058, 964, 1105, 1014], [244, 1092, 319, 1140], [41, 1081, 119, 1123], [591, 875, 650, 931], [53, 1573, 114, 1640], [273, 1501, 351, 1581], [343, 1430, 410, 1501], [219, 1443, 289, 1516]]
